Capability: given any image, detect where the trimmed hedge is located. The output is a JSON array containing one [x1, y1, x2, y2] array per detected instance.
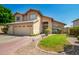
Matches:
[[70, 26, 79, 37]]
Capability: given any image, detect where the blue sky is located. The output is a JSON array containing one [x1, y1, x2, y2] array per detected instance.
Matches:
[[3, 4, 79, 27]]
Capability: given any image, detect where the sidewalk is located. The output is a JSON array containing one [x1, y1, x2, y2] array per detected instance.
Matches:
[[68, 37, 79, 46]]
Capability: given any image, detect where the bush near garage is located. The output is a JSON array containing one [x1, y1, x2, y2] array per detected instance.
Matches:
[[1, 25, 8, 34], [43, 28, 51, 36]]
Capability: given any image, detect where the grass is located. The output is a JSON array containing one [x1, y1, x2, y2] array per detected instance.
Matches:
[[38, 34, 70, 52]]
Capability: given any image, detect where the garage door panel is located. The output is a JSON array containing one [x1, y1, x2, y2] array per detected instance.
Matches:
[[14, 25, 32, 35]]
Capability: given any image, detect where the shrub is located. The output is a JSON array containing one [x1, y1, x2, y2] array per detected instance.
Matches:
[[1, 26, 8, 34], [52, 29, 62, 34], [77, 36, 79, 40], [70, 26, 79, 37], [44, 28, 51, 36]]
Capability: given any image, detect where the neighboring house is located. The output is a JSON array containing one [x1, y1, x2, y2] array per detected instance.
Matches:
[[73, 19, 79, 26], [8, 9, 65, 35]]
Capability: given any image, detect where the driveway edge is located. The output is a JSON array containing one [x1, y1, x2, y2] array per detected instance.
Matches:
[[35, 35, 65, 55]]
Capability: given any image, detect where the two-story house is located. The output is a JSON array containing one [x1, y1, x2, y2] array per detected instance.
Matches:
[[73, 19, 79, 26], [7, 9, 65, 35]]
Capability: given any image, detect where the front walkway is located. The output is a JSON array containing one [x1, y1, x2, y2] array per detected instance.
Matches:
[[64, 37, 79, 55], [68, 37, 79, 46]]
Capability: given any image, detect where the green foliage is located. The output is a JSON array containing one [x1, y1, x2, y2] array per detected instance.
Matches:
[[70, 26, 79, 37], [39, 34, 69, 52], [0, 5, 14, 25], [44, 28, 51, 36], [52, 28, 62, 34], [77, 36, 79, 40]]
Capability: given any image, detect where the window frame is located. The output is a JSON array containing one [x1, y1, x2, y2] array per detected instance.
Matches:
[[29, 13, 37, 20], [16, 16, 20, 21]]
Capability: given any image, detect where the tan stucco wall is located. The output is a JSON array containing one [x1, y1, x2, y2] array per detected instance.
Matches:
[[48, 20, 53, 33], [15, 14, 23, 22], [42, 17, 50, 22], [26, 11, 42, 34], [26, 10, 41, 20], [8, 25, 14, 34], [33, 20, 40, 34], [41, 16, 53, 33], [52, 21, 65, 33], [52, 21, 64, 29], [8, 23, 33, 35], [13, 10, 42, 35], [24, 15, 28, 21], [41, 16, 65, 33]]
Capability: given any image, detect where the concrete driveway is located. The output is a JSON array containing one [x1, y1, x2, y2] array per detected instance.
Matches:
[[0, 34, 53, 55], [0, 34, 16, 43], [0, 36, 32, 55], [0, 34, 46, 55], [14, 35, 53, 55]]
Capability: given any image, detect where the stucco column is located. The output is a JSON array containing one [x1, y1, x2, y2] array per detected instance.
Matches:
[[48, 19, 52, 34]]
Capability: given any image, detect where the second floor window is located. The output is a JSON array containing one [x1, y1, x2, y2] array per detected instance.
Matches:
[[16, 16, 20, 21], [30, 13, 37, 20]]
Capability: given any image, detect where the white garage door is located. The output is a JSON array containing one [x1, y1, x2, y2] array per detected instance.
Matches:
[[14, 25, 32, 35]]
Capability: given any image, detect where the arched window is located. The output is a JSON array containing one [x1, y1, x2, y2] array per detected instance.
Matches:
[[30, 13, 37, 20]]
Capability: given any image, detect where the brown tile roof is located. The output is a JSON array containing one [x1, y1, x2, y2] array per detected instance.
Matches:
[[43, 16, 53, 20], [53, 20, 66, 25], [14, 12, 25, 16], [25, 9, 43, 16], [14, 9, 43, 16], [43, 16, 66, 25]]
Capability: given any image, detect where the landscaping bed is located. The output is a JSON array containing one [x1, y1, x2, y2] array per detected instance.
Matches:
[[38, 34, 70, 52]]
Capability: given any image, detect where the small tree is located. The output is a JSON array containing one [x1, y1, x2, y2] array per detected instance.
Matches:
[[0, 5, 14, 24], [0, 5, 14, 33], [44, 28, 51, 36]]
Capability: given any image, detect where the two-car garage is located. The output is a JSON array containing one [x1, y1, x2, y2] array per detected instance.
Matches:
[[8, 23, 33, 36]]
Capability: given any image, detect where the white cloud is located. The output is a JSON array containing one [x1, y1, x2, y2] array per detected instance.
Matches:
[[65, 22, 73, 27]]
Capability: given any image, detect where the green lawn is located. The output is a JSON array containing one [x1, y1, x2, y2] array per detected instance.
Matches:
[[38, 34, 69, 52]]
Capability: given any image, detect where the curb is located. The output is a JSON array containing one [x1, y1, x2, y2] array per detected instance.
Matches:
[[35, 35, 65, 55]]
